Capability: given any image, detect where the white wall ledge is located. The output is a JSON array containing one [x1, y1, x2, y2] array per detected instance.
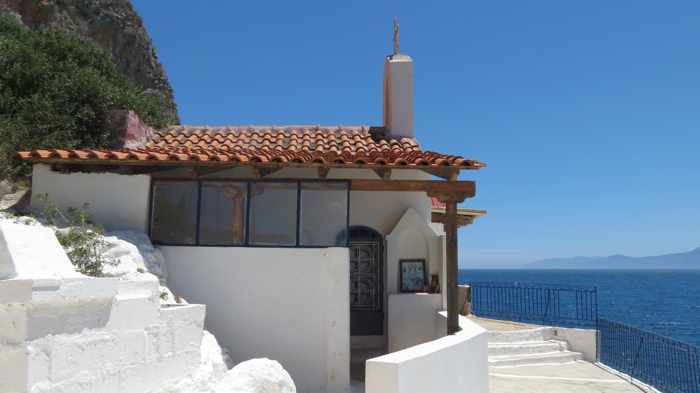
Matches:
[[366, 311, 489, 393]]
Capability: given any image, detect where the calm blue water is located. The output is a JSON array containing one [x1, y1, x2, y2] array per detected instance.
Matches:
[[460, 269, 700, 347]]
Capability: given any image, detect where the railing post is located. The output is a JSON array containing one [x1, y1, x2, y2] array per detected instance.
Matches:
[[632, 336, 645, 376]]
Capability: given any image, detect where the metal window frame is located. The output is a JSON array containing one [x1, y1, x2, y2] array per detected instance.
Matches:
[[148, 177, 351, 248], [198, 180, 249, 247], [148, 179, 199, 246]]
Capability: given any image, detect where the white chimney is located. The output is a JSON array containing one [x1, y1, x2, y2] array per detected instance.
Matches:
[[382, 19, 414, 139]]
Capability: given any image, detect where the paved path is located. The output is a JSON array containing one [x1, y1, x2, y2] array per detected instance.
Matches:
[[490, 361, 647, 393], [470, 317, 652, 393]]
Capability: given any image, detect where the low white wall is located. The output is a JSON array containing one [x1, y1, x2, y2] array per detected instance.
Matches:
[[162, 246, 350, 393], [366, 312, 489, 393], [31, 164, 150, 232], [387, 293, 442, 352], [0, 273, 207, 393], [554, 327, 597, 362], [0, 222, 224, 393]]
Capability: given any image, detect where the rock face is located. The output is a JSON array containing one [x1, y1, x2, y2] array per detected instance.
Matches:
[[215, 359, 297, 393], [1, 0, 179, 123]]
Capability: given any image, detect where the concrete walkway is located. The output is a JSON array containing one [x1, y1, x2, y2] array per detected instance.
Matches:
[[469, 317, 651, 393], [490, 362, 646, 393]]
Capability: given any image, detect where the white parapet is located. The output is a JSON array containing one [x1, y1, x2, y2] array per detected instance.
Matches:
[[387, 293, 442, 352], [0, 221, 82, 280], [366, 312, 490, 393], [0, 222, 224, 393]]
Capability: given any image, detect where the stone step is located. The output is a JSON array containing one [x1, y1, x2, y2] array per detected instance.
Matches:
[[488, 340, 568, 357], [488, 327, 556, 344], [489, 350, 583, 368]]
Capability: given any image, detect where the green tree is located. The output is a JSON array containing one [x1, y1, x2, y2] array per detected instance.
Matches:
[[0, 15, 174, 179]]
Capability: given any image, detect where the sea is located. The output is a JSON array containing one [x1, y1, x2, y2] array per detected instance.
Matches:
[[459, 269, 700, 347]]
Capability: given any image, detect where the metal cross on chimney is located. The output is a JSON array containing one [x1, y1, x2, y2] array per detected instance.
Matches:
[[393, 17, 400, 55]]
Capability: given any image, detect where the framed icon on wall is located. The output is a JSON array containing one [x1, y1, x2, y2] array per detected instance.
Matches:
[[399, 259, 427, 293]]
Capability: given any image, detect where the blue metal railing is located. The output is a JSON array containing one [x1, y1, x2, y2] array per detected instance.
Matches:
[[468, 281, 598, 328], [468, 281, 700, 393], [598, 319, 700, 393]]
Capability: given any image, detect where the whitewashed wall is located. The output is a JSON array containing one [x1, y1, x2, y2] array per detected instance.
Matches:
[[385, 208, 443, 296], [28, 165, 447, 380], [554, 327, 597, 362], [387, 293, 442, 352], [161, 246, 350, 393], [30, 164, 150, 232], [366, 312, 489, 393]]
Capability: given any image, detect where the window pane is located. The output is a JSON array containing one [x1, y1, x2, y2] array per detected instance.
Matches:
[[150, 181, 198, 244], [249, 182, 298, 246], [300, 182, 348, 246], [200, 182, 247, 245]]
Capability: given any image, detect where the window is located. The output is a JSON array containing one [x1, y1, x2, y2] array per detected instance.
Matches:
[[300, 182, 348, 246], [249, 182, 298, 246], [149, 180, 350, 247], [150, 181, 198, 244], [199, 182, 247, 245]]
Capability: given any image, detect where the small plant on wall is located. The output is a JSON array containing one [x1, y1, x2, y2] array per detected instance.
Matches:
[[38, 194, 115, 277]]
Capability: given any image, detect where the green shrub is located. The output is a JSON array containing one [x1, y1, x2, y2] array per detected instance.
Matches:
[[39, 194, 114, 277], [0, 15, 174, 179]]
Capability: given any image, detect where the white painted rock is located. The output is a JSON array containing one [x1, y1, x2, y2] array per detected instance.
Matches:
[[215, 358, 296, 393], [104, 230, 168, 281]]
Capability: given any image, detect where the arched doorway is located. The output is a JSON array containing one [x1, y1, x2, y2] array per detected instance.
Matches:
[[349, 226, 385, 337]]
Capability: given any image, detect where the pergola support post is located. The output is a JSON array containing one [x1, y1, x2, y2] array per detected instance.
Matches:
[[445, 199, 460, 335]]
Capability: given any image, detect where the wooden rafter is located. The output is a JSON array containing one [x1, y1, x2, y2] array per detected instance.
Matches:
[[317, 166, 330, 179], [373, 167, 392, 180]]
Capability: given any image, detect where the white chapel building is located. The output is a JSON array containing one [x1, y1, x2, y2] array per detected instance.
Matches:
[[18, 35, 489, 393]]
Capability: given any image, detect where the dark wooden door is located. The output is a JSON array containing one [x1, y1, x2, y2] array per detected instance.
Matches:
[[349, 228, 384, 336]]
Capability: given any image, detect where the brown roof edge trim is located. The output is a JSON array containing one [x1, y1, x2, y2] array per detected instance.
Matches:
[[20, 157, 486, 170]]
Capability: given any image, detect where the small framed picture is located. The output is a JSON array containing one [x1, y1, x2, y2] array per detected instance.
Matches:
[[399, 259, 428, 293]]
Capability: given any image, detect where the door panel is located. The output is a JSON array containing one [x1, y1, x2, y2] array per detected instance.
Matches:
[[349, 230, 384, 336]]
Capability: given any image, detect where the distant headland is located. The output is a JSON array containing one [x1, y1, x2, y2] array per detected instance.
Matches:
[[526, 246, 700, 269]]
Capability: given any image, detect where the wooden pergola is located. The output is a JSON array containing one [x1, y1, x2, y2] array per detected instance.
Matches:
[[39, 160, 480, 335], [354, 179, 476, 334]]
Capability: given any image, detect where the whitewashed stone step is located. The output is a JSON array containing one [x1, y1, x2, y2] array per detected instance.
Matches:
[[488, 340, 568, 357], [488, 327, 556, 344], [489, 350, 582, 367]]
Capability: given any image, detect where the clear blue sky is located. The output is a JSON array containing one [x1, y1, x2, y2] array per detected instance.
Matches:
[[132, 1, 700, 268]]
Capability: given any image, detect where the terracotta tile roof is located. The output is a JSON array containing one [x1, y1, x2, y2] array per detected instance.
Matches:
[[431, 197, 447, 209], [431, 197, 487, 218], [17, 125, 485, 169]]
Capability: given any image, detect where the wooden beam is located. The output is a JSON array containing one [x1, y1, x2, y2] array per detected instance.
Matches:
[[27, 158, 483, 172], [193, 166, 232, 177], [350, 180, 475, 201], [50, 164, 174, 175], [445, 199, 460, 335], [318, 166, 330, 179], [373, 167, 392, 180], [431, 212, 474, 227]]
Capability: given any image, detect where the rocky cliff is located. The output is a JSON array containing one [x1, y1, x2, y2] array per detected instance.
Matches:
[[0, 0, 179, 124]]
